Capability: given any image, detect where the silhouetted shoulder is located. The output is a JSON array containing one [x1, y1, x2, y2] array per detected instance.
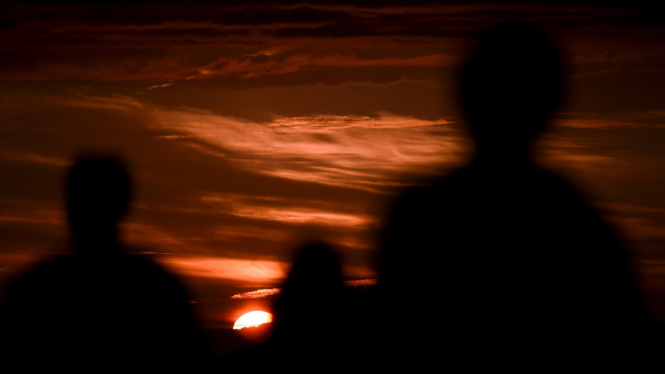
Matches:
[[1, 156, 212, 372], [0, 251, 205, 371], [378, 164, 654, 363], [373, 21, 660, 370], [5, 251, 188, 298]]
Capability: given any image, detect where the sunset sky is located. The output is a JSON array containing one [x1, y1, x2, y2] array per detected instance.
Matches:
[[1, 1, 665, 328]]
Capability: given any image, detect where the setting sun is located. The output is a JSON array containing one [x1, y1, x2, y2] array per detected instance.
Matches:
[[233, 311, 273, 330]]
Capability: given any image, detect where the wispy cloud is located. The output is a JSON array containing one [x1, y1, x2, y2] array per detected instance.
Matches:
[[154, 135, 194, 140], [149, 105, 462, 191], [0, 148, 69, 166], [267, 112, 450, 130], [201, 194, 374, 228], [193, 53, 452, 80], [231, 288, 281, 299], [596, 202, 665, 238], [600, 203, 665, 216], [48, 94, 462, 192], [344, 278, 378, 287], [553, 111, 665, 129], [230, 278, 377, 299], [1, 3, 659, 87], [555, 119, 639, 128], [161, 256, 289, 283], [0, 199, 66, 228], [147, 83, 172, 90]]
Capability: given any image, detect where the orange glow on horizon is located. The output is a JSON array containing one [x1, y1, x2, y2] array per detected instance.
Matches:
[[233, 311, 273, 330]]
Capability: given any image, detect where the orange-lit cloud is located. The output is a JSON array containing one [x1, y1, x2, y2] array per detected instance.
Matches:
[[0, 200, 66, 229], [231, 288, 281, 299], [121, 222, 193, 254], [213, 226, 291, 243], [1, 2, 658, 90], [161, 256, 288, 283], [600, 203, 665, 215], [555, 119, 638, 128], [596, 202, 665, 240], [194, 53, 452, 80], [149, 106, 462, 191], [611, 217, 665, 237], [201, 194, 374, 228], [42, 94, 462, 191], [553, 110, 665, 129], [148, 83, 173, 90], [344, 278, 378, 287], [229, 278, 377, 298], [0, 148, 69, 166], [2, 1, 665, 327]]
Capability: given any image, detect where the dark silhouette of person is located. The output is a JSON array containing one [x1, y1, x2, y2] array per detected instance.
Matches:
[[230, 242, 352, 373], [0, 156, 210, 372], [374, 23, 660, 370], [271, 242, 348, 349]]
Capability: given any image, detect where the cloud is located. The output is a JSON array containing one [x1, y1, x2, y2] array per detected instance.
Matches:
[[595, 202, 665, 239], [201, 194, 375, 228], [553, 110, 665, 129], [214, 226, 291, 242], [572, 52, 643, 66], [0, 199, 65, 229], [122, 222, 195, 254], [161, 256, 289, 283], [545, 150, 615, 163], [147, 104, 462, 191], [229, 278, 377, 299], [599, 203, 665, 215], [344, 278, 377, 287], [554, 119, 639, 129], [649, 110, 665, 117], [538, 133, 632, 178], [154, 135, 194, 139], [611, 217, 665, 237], [148, 83, 173, 90], [231, 288, 281, 299], [0, 148, 69, 166], [0, 49, 451, 86], [192, 53, 452, 80], [45, 94, 462, 192], [267, 112, 450, 130], [2, 3, 659, 91]]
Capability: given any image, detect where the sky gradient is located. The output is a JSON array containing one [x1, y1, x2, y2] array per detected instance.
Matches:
[[1, 1, 665, 327]]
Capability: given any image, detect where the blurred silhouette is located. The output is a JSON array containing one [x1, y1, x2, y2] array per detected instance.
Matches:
[[272, 242, 345, 336], [375, 23, 660, 370], [229, 242, 352, 372], [0, 156, 209, 372]]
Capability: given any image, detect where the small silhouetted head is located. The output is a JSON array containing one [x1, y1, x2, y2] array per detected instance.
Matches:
[[272, 242, 343, 331], [459, 22, 563, 153], [66, 157, 131, 237], [283, 242, 343, 295]]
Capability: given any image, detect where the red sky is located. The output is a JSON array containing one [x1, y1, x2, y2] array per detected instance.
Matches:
[[1, 1, 665, 327]]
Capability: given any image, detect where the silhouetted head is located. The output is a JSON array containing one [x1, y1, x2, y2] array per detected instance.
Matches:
[[459, 22, 563, 158], [66, 156, 131, 239], [272, 242, 343, 331]]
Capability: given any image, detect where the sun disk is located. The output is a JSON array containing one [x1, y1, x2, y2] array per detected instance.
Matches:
[[233, 311, 273, 330]]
